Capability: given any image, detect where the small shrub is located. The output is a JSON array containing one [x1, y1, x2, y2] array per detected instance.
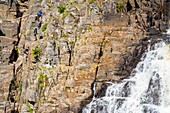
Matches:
[[38, 73, 48, 89], [51, 35, 55, 39], [86, 25, 92, 31], [41, 23, 48, 31], [15, 46, 18, 51], [58, 6, 66, 14], [43, 32, 46, 37], [38, 73, 47, 82], [70, 41, 75, 48], [39, 83, 44, 89], [26, 103, 33, 113], [117, 1, 123, 12], [61, 11, 70, 20], [32, 47, 42, 58]]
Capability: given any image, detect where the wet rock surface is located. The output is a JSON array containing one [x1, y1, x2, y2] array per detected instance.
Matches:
[[0, 0, 168, 112]]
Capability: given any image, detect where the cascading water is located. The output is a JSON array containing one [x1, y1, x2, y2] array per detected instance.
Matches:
[[83, 30, 170, 113]]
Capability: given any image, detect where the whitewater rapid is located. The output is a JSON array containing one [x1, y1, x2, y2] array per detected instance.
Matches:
[[83, 31, 170, 113]]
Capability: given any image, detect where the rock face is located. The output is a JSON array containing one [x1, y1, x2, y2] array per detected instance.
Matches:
[[0, 0, 168, 113], [165, 1, 170, 24]]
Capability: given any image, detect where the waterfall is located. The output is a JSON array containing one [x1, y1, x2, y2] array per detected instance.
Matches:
[[83, 31, 170, 113]]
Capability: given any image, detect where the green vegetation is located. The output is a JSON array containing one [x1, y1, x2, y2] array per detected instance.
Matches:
[[69, 0, 78, 5], [13, 46, 19, 59], [86, 25, 92, 31], [58, 6, 66, 14], [61, 10, 70, 20], [19, 83, 22, 93], [70, 41, 75, 49], [41, 23, 48, 31], [59, 66, 62, 71], [26, 103, 33, 113], [77, 36, 81, 40], [87, 6, 93, 14], [38, 73, 47, 83], [32, 47, 42, 58], [48, 100, 54, 104], [58, 5, 74, 20], [39, 83, 44, 89], [41, 66, 52, 71], [15, 46, 18, 51], [43, 32, 46, 37], [79, 28, 84, 33], [51, 35, 55, 39], [117, 1, 123, 12], [38, 73, 48, 89], [47, 2, 52, 9]]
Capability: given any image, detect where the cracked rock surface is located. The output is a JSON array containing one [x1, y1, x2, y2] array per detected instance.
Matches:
[[0, 0, 168, 112]]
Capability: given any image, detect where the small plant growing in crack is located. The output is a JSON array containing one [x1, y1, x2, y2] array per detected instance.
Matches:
[[32, 47, 42, 57], [117, 0, 123, 12], [26, 103, 33, 113], [38, 73, 48, 89], [38, 73, 49, 100], [86, 25, 92, 32], [70, 41, 75, 49], [41, 23, 48, 31], [58, 6, 66, 14], [32, 47, 42, 62]]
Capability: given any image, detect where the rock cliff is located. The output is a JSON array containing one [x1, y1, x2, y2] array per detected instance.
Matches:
[[0, 0, 169, 112]]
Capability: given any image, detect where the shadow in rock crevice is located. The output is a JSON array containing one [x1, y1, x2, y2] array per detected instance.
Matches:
[[0, 29, 6, 36]]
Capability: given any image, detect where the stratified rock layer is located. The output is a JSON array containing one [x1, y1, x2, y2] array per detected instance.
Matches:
[[0, 0, 168, 112]]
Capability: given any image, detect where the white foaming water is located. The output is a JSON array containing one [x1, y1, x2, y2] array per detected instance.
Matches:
[[83, 37, 170, 112]]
